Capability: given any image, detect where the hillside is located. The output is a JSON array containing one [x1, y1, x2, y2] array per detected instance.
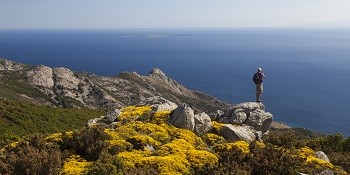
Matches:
[[0, 98, 104, 146], [1, 58, 349, 174], [0, 58, 229, 112], [0, 102, 349, 175]]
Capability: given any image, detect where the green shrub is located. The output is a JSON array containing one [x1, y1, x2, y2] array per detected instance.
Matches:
[[0, 135, 62, 175], [62, 127, 110, 161]]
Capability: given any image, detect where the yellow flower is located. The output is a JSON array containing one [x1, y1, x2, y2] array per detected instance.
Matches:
[[187, 150, 218, 168], [215, 141, 250, 154], [152, 110, 171, 124], [118, 106, 152, 122], [60, 155, 92, 175]]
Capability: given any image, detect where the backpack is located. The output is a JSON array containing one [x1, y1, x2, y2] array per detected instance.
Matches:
[[253, 73, 261, 84]]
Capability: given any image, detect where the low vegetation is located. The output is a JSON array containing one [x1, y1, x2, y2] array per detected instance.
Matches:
[[0, 98, 104, 146], [0, 105, 349, 174]]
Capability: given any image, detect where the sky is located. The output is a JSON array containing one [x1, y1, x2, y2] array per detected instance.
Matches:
[[1, 0, 350, 29]]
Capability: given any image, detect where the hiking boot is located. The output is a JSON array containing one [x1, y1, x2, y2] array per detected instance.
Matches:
[[256, 100, 262, 102]]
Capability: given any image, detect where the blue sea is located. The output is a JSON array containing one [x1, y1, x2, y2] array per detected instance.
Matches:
[[0, 28, 350, 136]]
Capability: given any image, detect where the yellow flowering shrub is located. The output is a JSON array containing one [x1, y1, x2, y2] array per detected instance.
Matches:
[[186, 150, 218, 168], [127, 135, 161, 149], [254, 140, 266, 149], [211, 121, 226, 133], [298, 146, 315, 159], [45, 131, 73, 143], [141, 155, 190, 175], [129, 122, 170, 143], [116, 150, 152, 169], [171, 128, 207, 150], [157, 139, 195, 156], [215, 141, 250, 154], [60, 155, 92, 175], [108, 139, 133, 153], [298, 146, 335, 169], [151, 110, 171, 124], [202, 133, 225, 146], [45, 133, 63, 142], [105, 125, 138, 140], [117, 106, 152, 122]]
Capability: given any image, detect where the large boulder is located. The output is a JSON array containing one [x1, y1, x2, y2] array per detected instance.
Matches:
[[194, 112, 212, 136], [168, 104, 195, 131], [168, 104, 212, 136], [106, 109, 121, 123], [219, 124, 257, 143], [315, 151, 330, 163], [217, 102, 273, 135], [137, 96, 178, 111], [245, 109, 273, 134]]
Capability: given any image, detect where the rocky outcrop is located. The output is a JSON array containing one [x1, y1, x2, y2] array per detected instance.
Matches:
[[217, 102, 273, 135], [0, 58, 26, 71], [26, 65, 54, 88], [137, 96, 178, 111], [168, 101, 273, 142], [168, 104, 212, 136]]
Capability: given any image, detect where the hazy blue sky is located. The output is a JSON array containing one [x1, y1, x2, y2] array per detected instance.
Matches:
[[1, 0, 350, 29]]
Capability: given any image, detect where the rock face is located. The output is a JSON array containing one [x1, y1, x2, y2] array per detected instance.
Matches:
[[26, 65, 54, 88], [169, 104, 212, 136]]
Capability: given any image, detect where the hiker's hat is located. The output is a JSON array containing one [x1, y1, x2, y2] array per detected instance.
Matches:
[[257, 68, 262, 72]]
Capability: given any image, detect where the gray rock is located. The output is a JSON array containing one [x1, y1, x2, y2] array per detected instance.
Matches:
[[319, 169, 333, 175], [208, 110, 224, 121], [169, 104, 212, 136], [106, 109, 121, 123], [26, 65, 54, 88], [138, 96, 178, 111], [232, 109, 248, 124], [87, 116, 108, 127], [87, 109, 121, 127], [168, 104, 195, 131], [0, 58, 26, 71], [315, 151, 330, 163], [246, 109, 273, 134], [219, 124, 256, 143], [232, 102, 265, 112], [194, 112, 212, 136], [217, 102, 273, 135]]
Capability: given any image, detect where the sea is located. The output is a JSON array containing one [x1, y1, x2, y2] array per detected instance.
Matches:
[[0, 28, 349, 136]]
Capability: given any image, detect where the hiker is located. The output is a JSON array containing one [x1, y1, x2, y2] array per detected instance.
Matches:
[[253, 68, 266, 102]]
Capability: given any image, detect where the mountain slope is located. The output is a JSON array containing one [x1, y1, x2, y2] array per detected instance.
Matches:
[[0, 58, 230, 112]]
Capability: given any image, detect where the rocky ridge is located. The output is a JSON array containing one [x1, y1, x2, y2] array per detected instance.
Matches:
[[89, 97, 273, 143], [0, 58, 229, 111]]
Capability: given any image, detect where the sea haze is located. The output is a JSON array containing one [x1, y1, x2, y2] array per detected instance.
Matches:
[[0, 28, 349, 136]]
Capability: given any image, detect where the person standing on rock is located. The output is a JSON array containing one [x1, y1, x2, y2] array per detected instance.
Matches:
[[253, 68, 266, 102]]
